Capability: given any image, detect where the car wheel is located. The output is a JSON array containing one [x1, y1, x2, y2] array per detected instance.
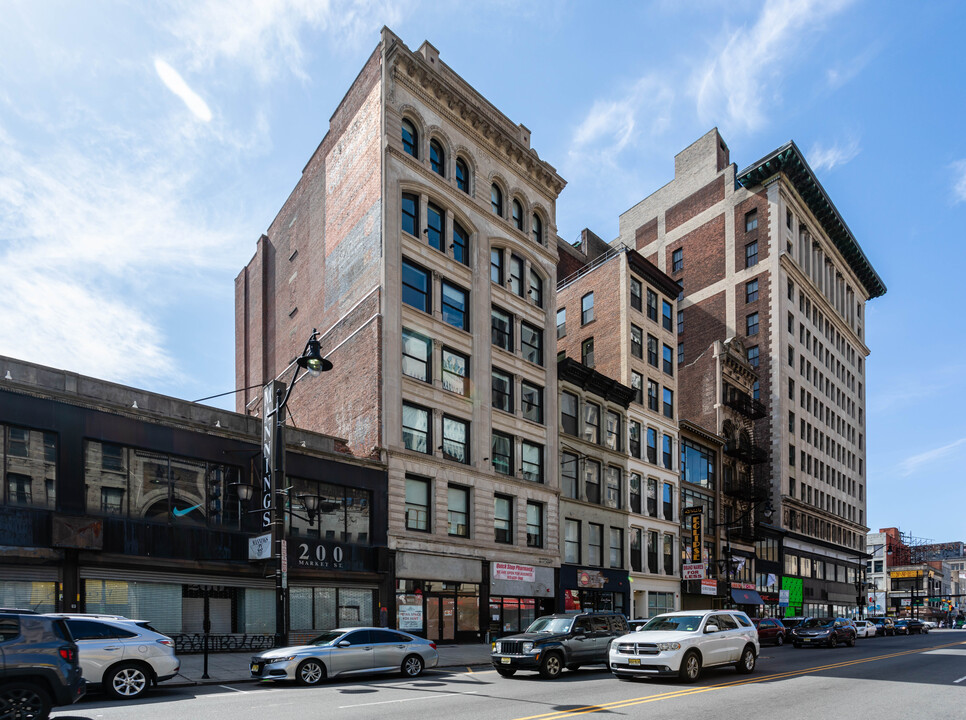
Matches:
[[401, 654, 424, 678], [296, 659, 327, 686], [847, 635, 856, 647], [775, 634, 784, 647], [678, 651, 701, 683], [106, 663, 151, 700], [828, 635, 837, 649], [735, 646, 756, 674], [0, 682, 51, 720], [538, 652, 563, 679], [496, 668, 516, 678]]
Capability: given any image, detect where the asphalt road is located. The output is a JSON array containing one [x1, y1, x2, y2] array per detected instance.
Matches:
[[52, 630, 966, 720]]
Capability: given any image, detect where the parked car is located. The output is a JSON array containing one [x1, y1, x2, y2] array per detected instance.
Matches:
[[895, 618, 928, 635], [492, 612, 628, 679], [0, 610, 86, 720], [252, 628, 437, 684], [853, 620, 876, 638], [45, 614, 179, 700], [868, 616, 896, 637], [780, 616, 807, 634], [751, 617, 786, 646], [628, 618, 650, 632], [921, 620, 938, 630], [608, 609, 759, 683], [789, 617, 856, 648]]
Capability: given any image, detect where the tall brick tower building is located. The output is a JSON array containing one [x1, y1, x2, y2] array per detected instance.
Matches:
[[235, 29, 566, 641], [619, 129, 886, 617]]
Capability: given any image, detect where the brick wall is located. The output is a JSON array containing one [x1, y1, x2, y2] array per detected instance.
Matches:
[[665, 214, 726, 291], [556, 257, 622, 380], [734, 190, 769, 272], [678, 292, 726, 429], [665, 177, 724, 233], [634, 218, 658, 250]]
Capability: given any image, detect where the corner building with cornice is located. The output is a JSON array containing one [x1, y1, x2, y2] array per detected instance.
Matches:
[[235, 29, 566, 642], [618, 129, 886, 618]]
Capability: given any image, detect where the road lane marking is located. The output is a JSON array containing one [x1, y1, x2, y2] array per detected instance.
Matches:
[[338, 690, 478, 709], [954, 676, 966, 684], [512, 639, 966, 720], [218, 685, 247, 692]]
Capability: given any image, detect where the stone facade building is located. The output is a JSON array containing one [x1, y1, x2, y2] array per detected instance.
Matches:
[[619, 129, 886, 617], [235, 29, 566, 641]]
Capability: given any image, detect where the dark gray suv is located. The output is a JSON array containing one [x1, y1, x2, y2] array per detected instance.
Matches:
[[492, 612, 629, 679], [0, 611, 86, 719]]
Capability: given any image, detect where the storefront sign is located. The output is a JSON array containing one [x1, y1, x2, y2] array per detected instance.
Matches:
[[493, 562, 536, 583], [890, 570, 921, 579], [683, 507, 702, 564], [683, 563, 704, 580], [248, 532, 272, 560], [731, 582, 756, 590], [577, 570, 605, 588], [778, 589, 790, 607], [398, 604, 423, 630], [293, 539, 373, 572], [700, 579, 717, 595]]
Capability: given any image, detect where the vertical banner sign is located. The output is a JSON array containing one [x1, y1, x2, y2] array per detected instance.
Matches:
[[683, 506, 702, 563], [261, 384, 275, 530]]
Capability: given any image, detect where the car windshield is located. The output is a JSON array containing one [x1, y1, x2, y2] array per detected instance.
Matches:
[[526, 617, 573, 634], [801, 618, 833, 628], [782, 618, 804, 629], [308, 631, 345, 646], [639, 615, 703, 632]]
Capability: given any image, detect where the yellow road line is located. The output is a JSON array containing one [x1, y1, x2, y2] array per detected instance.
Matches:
[[512, 639, 966, 720]]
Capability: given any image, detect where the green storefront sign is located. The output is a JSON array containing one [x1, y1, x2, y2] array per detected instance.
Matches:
[[782, 577, 803, 617]]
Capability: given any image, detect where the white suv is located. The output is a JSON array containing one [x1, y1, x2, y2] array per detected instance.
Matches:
[[609, 609, 759, 683], [45, 614, 180, 699]]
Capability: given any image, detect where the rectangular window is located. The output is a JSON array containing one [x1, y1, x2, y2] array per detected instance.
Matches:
[[584, 460, 601, 504], [490, 248, 504, 285], [441, 282, 468, 330], [610, 527, 624, 568], [647, 334, 658, 367], [663, 482, 673, 521], [605, 410, 621, 451], [564, 519, 581, 563], [495, 495, 513, 544], [405, 476, 430, 531], [442, 416, 469, 464], [662, 300, 673, 331], [663, 534, 674, 575], [447, 485, 469, 537], [402, 259, 430, 313], [631, 278, 642, 311], [678, 342, 684, 364], [561, 453, 579, 499], [647, 380, 658, 412], [529, 270, 543, 308], [631, 325, 643, 359], [745, 209, 758, 232], [629, 473, 642, 514], [521, 382, 543, 424], [647, 530, 658, 573], [561, 392, 578, 435], [588, 523, 603, 566], [605, 466, 621, 509], [647, 477, 657, 517], [747, 312, 759, 336], [521, 441, 543, 483], [630, 528, 642, 572], [629, 421, 641, 458], [402, 403, 430, 454], [631, 372, 643, 405], [746, 279, 758, 303], [581, 292, 594, 324], [491, 307, 513, 351], [492, 369, 513, 413], [101, 487, 124, 515], [646, 289, 658, 322], [401, 192, 419, 236], [583, 402, 600, 444], [101, 442, 125, 472], [521, 322, 543, 365], [663, 388, 674, 419], [441, 348, 468, 396], [426, 202, 443, 251], [746, 241, 759, 268], [402, 328, 432, 383], [677, 310, 684, 334], [526, 502, 543, 548], [662, 434, 673, 469], [508, 254, 524, 295], [748, 345, 759, 368], [671, 248, 683, 272], [663, 344, 674, 375], [556, 308, 566, 339], [581, 338, 595, 367], [646, 428, 657, 465], [491, 432, 513, 476]]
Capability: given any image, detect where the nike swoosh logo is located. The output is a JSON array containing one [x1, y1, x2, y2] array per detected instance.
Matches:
[[173, 503, 204, 517]]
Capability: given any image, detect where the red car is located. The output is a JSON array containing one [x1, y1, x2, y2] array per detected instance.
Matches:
[[752, 617, 787, 646]]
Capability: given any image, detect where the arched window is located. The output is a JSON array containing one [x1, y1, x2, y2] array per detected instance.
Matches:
[[452, 221, 468, 265], [402, 119, 418, 158], [455, 158, 469, 193], [491, 184, 503, 216], [401, 193, 418, 236], [531, 213, 543, 245], [430, 139, 444, 176], [512, 199, 523, 230]]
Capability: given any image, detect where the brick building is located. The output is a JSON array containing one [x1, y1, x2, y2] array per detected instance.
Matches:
[[555, 231, 681, 618], [235, 29, 566, 642], [619, 129, 886, 617]]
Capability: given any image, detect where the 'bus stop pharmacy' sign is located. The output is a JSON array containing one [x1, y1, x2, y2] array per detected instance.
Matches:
[[493, 562, 536, 583], [398, 605, 423, 630]]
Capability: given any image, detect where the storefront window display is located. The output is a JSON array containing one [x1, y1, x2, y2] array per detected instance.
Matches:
[[0, 581, 57, 613], [395, 580, 479, 642], [490, 597, 537, 635]]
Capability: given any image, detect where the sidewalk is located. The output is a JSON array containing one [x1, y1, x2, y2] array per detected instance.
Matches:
[[165, 643, 493, 687]]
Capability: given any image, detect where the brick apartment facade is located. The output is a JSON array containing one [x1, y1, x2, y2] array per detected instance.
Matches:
[[235, 29, 566, 641], [619, 129, 886, 617]]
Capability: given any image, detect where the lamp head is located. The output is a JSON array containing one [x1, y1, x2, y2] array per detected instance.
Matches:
[[297, 331, 332, 377], [231, 482, 255, 503]]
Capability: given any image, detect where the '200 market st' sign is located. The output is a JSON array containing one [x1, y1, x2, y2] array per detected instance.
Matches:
[[294, 539, 374, 573]]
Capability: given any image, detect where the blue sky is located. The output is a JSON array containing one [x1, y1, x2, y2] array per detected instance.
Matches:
[[1, 1, 963, 541]]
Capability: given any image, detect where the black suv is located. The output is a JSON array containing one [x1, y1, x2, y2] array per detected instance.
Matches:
[[789, 617, 857, 648], [491, 612, 629, 679], [868, 616, 896, 637], [0, 610, 85, 719]]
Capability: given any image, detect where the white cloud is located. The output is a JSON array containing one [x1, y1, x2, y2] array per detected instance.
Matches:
[[808, 136, 861, 172], [693, 0, 854, 132], [154, 58, 212, 122], [952, 159, 966, 204], [165, 0, 403, 83], [898, 437, 966, 477]]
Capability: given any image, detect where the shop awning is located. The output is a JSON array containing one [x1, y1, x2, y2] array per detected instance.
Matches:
[[731, 589, 764, 605]]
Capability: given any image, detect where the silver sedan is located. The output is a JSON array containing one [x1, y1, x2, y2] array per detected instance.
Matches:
[[250, 627, 438, 685]]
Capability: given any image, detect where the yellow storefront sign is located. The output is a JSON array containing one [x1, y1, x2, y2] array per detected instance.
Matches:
[[889, 570, 920, 579]]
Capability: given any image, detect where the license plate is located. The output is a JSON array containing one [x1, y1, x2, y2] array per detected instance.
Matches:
[[629, 658, 641, 666], [251, 663, 261, 674], [501, 657, 511, 664]]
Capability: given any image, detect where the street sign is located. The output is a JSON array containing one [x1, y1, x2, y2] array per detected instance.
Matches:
[[779, 589, 789, 607]]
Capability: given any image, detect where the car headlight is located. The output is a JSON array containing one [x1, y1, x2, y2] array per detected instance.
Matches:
[[522, 642, 535, 654], [816, 630, 830, 635], [656, 642, 681, 651], [272, 655, 300, 662], [494, 642, 502, 653]]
